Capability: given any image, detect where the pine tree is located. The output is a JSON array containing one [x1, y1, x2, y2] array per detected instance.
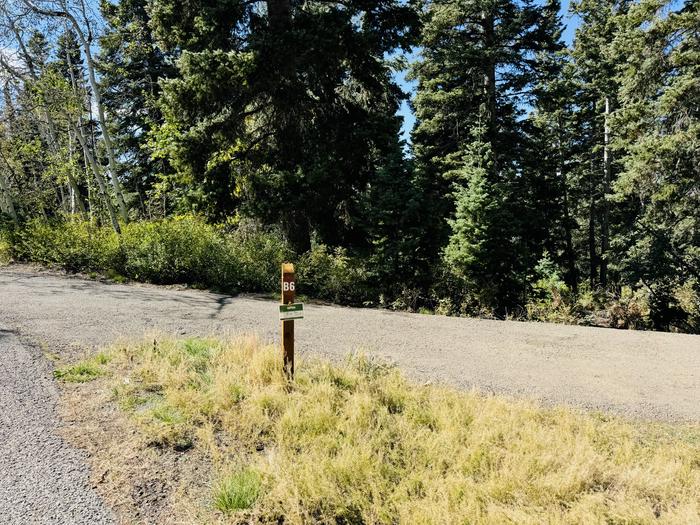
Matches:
[[146, 0, 418, 251], [611, 0, 700, 331], [412, 0, 564, 312], [570, 0, 631, 289], [523, 51, 579, 293]]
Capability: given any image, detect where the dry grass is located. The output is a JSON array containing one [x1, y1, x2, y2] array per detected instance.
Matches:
[[60, 336, 700, 524]]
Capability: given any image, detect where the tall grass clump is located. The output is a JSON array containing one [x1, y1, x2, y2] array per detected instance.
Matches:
[[88, 336, 700, 524], [214, 468, 263, 513]]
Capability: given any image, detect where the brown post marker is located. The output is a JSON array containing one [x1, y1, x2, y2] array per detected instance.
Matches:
[[281, 262, 295, 378]]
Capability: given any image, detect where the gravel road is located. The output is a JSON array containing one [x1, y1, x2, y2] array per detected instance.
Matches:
[[1, 264, 699, 424], [0, 323, 115, 524]]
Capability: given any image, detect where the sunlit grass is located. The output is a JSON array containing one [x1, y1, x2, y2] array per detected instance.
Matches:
[[54, 352, 111, 382], [214, 468, 263, 513], [73, 337, 700, 523]]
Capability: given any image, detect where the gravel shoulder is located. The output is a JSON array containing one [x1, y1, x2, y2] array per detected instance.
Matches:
[[0, 323, 115, 525], [1, 264, 699, 423]]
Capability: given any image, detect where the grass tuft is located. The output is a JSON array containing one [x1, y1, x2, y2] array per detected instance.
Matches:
[[54, 352, 111, 382], [214, 468, 263, 513], [79, 336, 700, 523], [54, 361, 103, 383]]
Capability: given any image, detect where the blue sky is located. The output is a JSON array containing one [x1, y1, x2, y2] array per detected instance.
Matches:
[[395, 0, 580, 143]]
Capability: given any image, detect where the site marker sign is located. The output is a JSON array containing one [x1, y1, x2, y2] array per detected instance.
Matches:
[[280, 303, 304, 320], [281, 263, 297, 378]]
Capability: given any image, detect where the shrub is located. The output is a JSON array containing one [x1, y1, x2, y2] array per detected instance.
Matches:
[[428, 263, 495, 317], [119, 216, 230, 286], [526, 252, 577, 324], [2, 216, 292, 294], [0, 226, 10, 265], [674, 279, 700, 332], [9, 218, 120, 272], [225, 220, 292, 293], [607, 286, 651, 330], [297, 244, 373, 304]]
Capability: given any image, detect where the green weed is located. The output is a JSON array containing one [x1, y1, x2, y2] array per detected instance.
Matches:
[[213, 468, 262, 513], [54, 361, 103, 383]]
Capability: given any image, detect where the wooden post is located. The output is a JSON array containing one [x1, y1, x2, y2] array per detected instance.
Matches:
[[281, 263, 295, 378]]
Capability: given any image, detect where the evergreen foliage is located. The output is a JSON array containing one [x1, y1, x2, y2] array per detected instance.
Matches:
[[0, 0, 697, 332]]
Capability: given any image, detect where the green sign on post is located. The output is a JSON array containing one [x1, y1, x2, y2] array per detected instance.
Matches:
[[279, 303, 304, 320]]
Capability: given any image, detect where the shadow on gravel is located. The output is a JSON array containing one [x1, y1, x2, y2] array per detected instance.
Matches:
[[0, 328, 18, 341], [4, 275, 230, 310]]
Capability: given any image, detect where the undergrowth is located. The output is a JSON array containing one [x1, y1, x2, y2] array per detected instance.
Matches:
[[60, 337, 700, 524], [3, 217, 698, 331], [0, 227, 10, 265], [2, 216, 370, 303]]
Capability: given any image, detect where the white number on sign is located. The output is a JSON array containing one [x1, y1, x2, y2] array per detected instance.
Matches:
[[283, 281, 295, 291]]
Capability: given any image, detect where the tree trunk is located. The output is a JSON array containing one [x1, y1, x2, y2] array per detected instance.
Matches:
[[6, 19, 88, 218], [267, 0, 291, 31], [70, 120, 121, 233], [556, 128, 577, 293], [66, 130, 87, 216], [559, 168, 577, 293], [83, 50, 129, 223], [600, 96, 611, 287], [21, 1, 130, 222], [0, 171, 18, 221], [285, 212, 312, 253], [588, 157, 597, 288]]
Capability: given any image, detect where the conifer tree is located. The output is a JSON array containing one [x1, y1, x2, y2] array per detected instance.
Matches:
[[569, 0, 630, 288], [147, 0, 418, 251], [412, 0, 564, 312], [611, 0, 700, 330]]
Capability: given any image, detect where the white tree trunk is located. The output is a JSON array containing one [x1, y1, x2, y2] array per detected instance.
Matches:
[[70, 120, 121, 233], [22, 0, 129, 222], [601, 96, 611, 286], [0, 171, 18, 221]]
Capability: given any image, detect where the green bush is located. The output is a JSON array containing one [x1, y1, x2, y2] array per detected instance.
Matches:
[[119, 216, 230, 286], [427, 263, 494, 317], [4, 216, 292, 295], [9, 218, 120, 272], [297, 244, 372, 305], [606, 286, 651, 330], [674, 279, 700, 332], [525, 252, 576, 324], [0, 227, 10, 265], [225, 220, 292, 292]]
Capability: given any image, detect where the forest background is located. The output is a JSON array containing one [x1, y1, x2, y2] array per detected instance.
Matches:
[[0, 0, 698, 333]]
